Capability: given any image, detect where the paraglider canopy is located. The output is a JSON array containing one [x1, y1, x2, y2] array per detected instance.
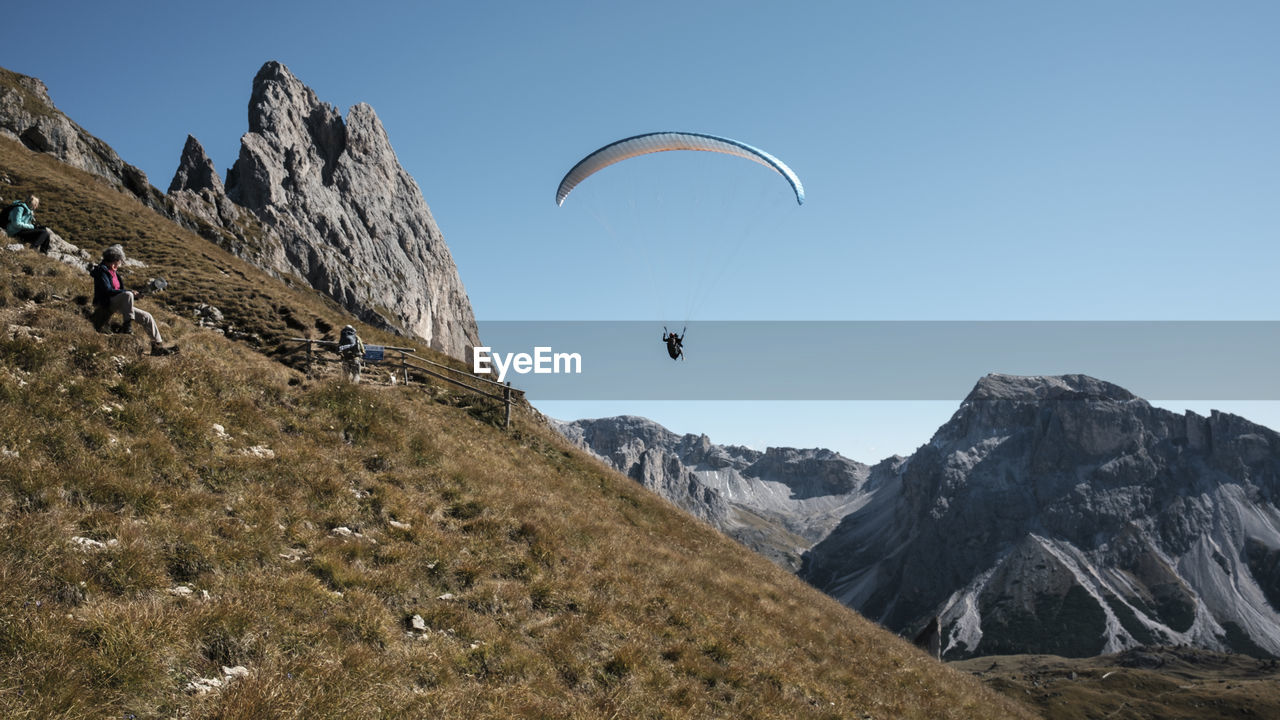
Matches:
[[555, 131, 805, 207]]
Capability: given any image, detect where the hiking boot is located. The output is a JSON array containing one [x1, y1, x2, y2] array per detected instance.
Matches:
[[150, 342, 179, 356], [115, 319, 133, 335]]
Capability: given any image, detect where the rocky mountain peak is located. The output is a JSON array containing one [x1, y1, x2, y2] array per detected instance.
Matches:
[[964, 373, 1138, 405], [930, 373, 1152, 458], [804, 373, 1280, 660], [182, 61, 479, 358], [168, 135, 223, 195], [247, 61, 310, 132]]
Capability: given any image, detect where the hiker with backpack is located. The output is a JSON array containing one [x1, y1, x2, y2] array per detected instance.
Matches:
[[90, 246, 178, 356], [337, 325, 365, 383], [3, 195, 54, 252]]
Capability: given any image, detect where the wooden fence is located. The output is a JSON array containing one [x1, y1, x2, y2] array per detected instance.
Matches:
[[287, 338, 520, 429]]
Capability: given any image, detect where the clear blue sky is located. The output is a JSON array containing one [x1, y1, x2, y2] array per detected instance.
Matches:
[[5, 1, 1279, 459]]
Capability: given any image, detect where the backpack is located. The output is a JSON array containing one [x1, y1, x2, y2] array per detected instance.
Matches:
[[0, 202, 23, 234], [339, 332, 364, 359]]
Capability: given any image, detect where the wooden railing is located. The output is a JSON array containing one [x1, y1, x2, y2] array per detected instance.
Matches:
[[286, 338, 521, 429]]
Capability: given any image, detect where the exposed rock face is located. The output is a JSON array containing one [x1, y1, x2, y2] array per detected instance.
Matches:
[[0, 67, 162, 209], [212, 61, 478, 358], [166, 135, 285, 271], [553, 415, 874, 570], [801, 373, 1280, 659], [169, 135, 223, 196]]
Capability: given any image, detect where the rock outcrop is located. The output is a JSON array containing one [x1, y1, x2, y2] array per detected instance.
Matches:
[[166, 135, 285, 271], [0, 67, 162, 209], [801, 373, 1280, 659], [168, 135, 223, 196], [553, 415, 873, 570], [181, 61, 479, 359]]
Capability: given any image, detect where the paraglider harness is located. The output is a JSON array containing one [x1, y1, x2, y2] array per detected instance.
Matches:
[[662, 326, 685, 361]]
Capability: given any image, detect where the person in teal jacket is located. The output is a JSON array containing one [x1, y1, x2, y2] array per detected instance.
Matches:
[[4, 195, 53, 252]]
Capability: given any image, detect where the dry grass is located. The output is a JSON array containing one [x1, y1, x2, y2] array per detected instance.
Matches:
[[1, 137, 1038, 719], [954, 649, 1280, 720]]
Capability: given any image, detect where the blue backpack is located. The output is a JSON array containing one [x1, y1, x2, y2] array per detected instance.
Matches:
[[1, 202, 26, 234]]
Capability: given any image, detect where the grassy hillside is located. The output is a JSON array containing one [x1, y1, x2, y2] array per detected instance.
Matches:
[[0, 138, 1037, 719]]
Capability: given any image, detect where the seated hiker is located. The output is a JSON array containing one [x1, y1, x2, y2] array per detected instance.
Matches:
[[336, 325, 365, 383], [3, 195, 54, 252], [662, 326, 685, 361], [90, 246, 178, 356]]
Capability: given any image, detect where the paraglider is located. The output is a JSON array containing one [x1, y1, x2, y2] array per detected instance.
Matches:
[[556, 131, 804, 361]]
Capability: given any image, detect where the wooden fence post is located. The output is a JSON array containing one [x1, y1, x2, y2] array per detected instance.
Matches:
[[504, 382, 512, 430], [306, 339, 313, 376]]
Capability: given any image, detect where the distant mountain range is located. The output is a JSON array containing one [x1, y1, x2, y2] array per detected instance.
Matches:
[[556, 373, 1280, 659], [551, 415, 875, 571]]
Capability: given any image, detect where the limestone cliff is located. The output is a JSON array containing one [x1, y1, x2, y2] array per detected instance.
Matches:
[[179, 61, 478, 358]]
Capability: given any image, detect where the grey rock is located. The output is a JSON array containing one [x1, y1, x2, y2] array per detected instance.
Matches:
[[193, 303, 225, 326], [42, 229, 92, 271], [2, 225, 93, 272], [105, 243, 145, 268], [168, 135, 223, 195], [184, 676, 223, 695], [165, 158, 285, 273]]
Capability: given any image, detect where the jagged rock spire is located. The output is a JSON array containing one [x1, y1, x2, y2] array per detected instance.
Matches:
[[179, 61, 479, 359], [168, 135, 223, 195]]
